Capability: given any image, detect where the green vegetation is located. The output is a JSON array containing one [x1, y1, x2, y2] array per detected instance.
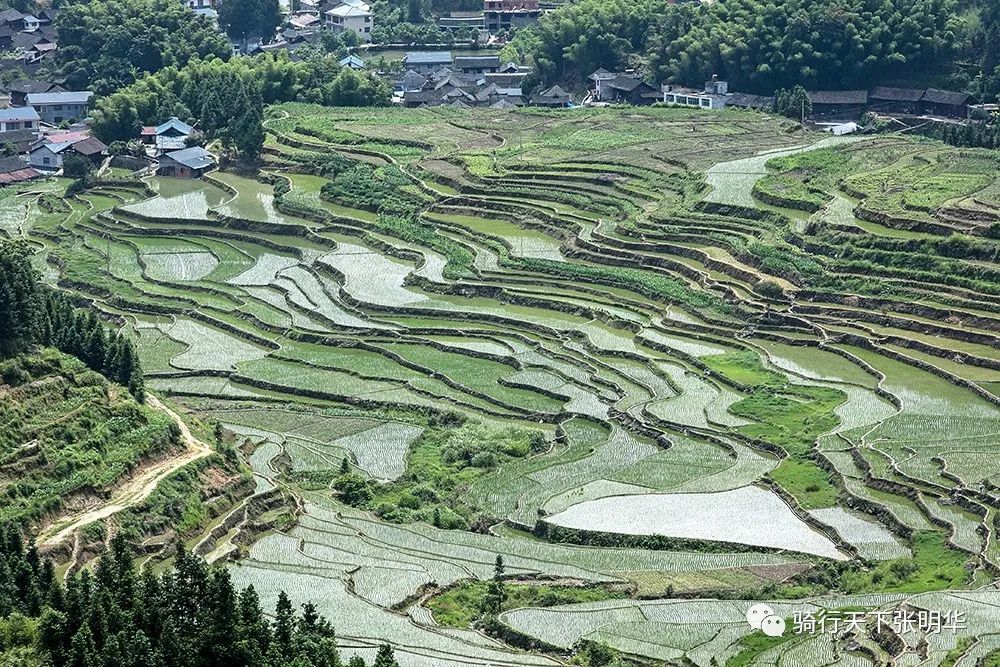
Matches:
[[941, 637, 975, 667], [726, 627, 798, 667], [337, 422, 547, 528], [55, 0, 231, 93], [0, 350, 176, 524], [841, 531, 969, 593], [427, 579, 627, 628], [0, 530, 399, 667], [4, 102, 999, 666], [703, 350, 845, 508], [0, 241, 144, 397], [509, 0, 963, 93], [91, 54, 390, 145]]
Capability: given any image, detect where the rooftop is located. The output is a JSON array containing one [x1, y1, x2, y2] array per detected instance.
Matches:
[[454, 55, 500, 68], [326, 4, 372, 16], [0, 156, 39, 183], [404, 51, 453, 65], [163, 146, 215, 170], [25, 90, 94, 106], [807, 90, 868, 105], [0, 106, 40, 122], [70, 136, 107, 156], [155, 117, 194, 136], [869, 86, 924, 102], [922, 88, 970, 106]]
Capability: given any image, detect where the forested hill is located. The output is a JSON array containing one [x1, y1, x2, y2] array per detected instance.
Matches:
[[507, 0, 999, 100], [0, 533, 401, 667]]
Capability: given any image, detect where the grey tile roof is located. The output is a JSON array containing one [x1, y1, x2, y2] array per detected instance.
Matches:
[[25, 90, 93, 106], [403, 51, 453, 65], [454, 55, 500, 69], [724, 93, 774, 109], [922, 88, 969, 106], [807, 90, 868, 105], [869, 86, 924, 102], [163, 146, 215, 170], [0, 106, 40, 122]]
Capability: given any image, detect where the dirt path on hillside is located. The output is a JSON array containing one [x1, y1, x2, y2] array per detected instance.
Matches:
[[36, 395, 213, 548]]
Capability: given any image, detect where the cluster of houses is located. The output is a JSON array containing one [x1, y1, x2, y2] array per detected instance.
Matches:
[[256, 0, 372, 55], [140, 117, 217, 178], [0, 8, 59, 69], [0, 80, 217, 184], [584, 70, 977, 121], [0, 112, 108, 184], [0, 82, 104, 183], [397, 53, 532, 107]]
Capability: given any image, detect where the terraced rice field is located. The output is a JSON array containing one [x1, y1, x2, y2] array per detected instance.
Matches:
[[14, 104, 1000, 665]]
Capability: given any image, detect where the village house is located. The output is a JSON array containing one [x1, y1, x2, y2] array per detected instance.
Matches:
[[438, 12, 484, 32], [0, 128, 37, 153], [3, 80, 63, 107], [157, 146, 216, 178], [29, 134, 107, 171], [530, 85, 571, 107], [921, 88, 971, 118], [453, 55, 500, 76], [288, 13, 320, 30], [323, 0, 373, 42], [723, 92, 775, 111], [869, 86, 925, 115], [483, 0, 539, 32], [661, 84, 727, 109], [182, 0, 216, 11], [140, 116, 195, 154], [339, 54, 365, 70], [400, 67, 524, 107], [868, 86, 971, 118], [403, 51, 453, 74], [0, 9, 40, 32], [605, 75, 660, 105], [0, 155, 40, 184], [0, 106, 39, 132], [806, 90, 868, 119], [25, 90, 93, 124]]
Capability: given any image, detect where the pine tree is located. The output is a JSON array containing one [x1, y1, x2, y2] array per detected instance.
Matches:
[[482, 555, 507, 616], [68, 624, 98, 667], [373, 644, 399, 667], [0, 240, 42, 358], [202, 569, 241, 667], [272, 591, 295, 663]]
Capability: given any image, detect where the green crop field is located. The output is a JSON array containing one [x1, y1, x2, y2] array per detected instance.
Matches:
[[9, 103, 1000, 666]]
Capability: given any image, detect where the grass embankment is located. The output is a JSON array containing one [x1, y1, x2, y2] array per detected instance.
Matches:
[[726, 625, 799, 667], [0, 349, 179, 525], [702, 351, 843, 509], [842, 531, 968, 593], [426, 580, 627, 628], [329, 421, 548, 530]]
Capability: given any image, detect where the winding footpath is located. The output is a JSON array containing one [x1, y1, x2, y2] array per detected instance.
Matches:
[[36, 394, 213, 548]]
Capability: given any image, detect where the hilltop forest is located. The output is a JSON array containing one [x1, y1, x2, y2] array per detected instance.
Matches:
[[507, 0, 1000, 99]]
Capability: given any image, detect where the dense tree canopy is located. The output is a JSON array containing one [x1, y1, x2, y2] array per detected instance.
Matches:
[[0, 241, 42, 359], [217, 0, 282, 48], [90, 54, 391, 145], [510, 0, 964, 93], [0, 530, 400, 667], [55, 0, 233, 94], [0, 241, 144, 397]]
